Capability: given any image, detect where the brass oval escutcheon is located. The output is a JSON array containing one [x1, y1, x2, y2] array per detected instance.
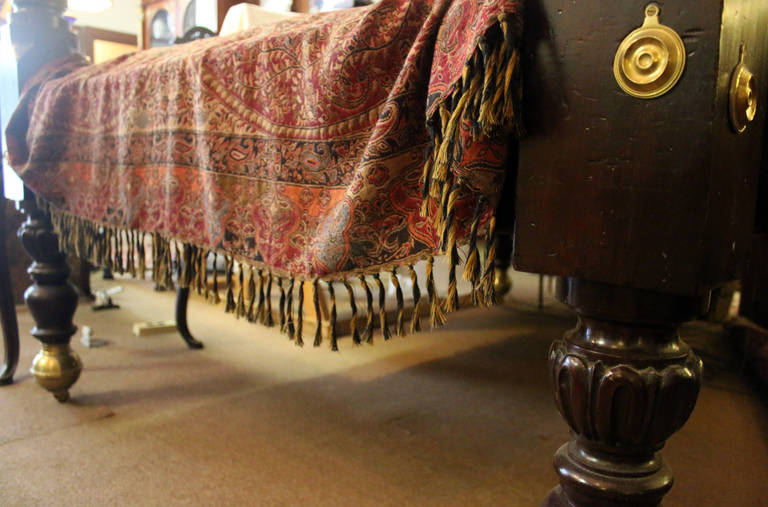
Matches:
[[614, 3, 686, 99]]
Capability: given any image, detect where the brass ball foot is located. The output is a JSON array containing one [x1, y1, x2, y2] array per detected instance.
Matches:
[[493, 267, 512, 297], [30, 344, 81, 403]]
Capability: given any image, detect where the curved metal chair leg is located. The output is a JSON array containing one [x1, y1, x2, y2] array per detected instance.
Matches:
[[175, 287, 203, 349], [0, 202, 19, 385]]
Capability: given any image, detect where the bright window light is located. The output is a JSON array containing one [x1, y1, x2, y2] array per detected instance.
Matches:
[[67, 0, 113, 12]]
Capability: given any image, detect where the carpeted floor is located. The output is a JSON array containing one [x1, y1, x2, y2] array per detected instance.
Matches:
[[0, 273, 766, 506]]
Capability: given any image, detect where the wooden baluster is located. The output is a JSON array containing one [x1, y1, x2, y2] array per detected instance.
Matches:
[[543, 278, 705, 506], [9, 0, 81, 401], [18, 200, 80, 402]]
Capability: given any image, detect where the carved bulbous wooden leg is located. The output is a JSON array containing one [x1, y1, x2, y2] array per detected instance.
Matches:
[[18, 200, 80, 402], [543, 278, 706, 507]]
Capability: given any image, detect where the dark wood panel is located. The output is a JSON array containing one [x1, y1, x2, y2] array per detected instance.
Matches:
[[701, 0, 768, 288], [513, 0, 766, 297]]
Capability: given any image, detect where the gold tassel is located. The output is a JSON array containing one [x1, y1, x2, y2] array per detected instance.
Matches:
[[327, 281, 338, 351], [264, 271, 274, 327], [480, 216, 498, 306], [442, 184, 461, 314], [427, 256, 446, 328], [391, 267, 405, 337], [312, 278, 323, 347], [341, 279, 359, 345], [373, 273, 391, 340], [358, 275, 374, 344], [408, 264, 422, 333], [463, 198, 483, 304], [295, 279, 304, 346]]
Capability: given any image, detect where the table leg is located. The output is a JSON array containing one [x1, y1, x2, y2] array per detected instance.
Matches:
[[18, 200, 80, 402], [175, 287, 204, 349], [0, 202, 19, 384], [542, 278, 705, 506]]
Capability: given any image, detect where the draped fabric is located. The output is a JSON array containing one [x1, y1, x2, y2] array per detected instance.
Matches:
[[7, 0, 522, 346]]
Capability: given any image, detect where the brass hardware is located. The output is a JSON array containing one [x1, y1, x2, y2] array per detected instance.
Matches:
[[493, 267, 512, 297], [613, 3, 686, 99], [30, 344, 82, 403], [729, 45, 757, 133]]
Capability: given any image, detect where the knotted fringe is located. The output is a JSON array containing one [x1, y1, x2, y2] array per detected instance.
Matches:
[[372, 273, 391, 341], [343, 279, 361, 345], [285, 277, 296, 339], [312, 279, 323, 347], [253, 268, 265, 323], [225, 257, 236, 313], [247, 267, 257, 322], [463, 198, 484, 305], [41, 17, 517, 350], [278, 276, 286, 330], [420, 13, 519, 311], [327, 281, 338, 351], [295, 279, 304, 347], [210, 253, 220, 304], [480, 216, 498, 306], [408, 265, 422, 333], [264, 272, 274, 327], [235, 263, 246, 318], [359, 275, 374, 344], [426, 256, 446, 329], [391, 267, 405, 337]]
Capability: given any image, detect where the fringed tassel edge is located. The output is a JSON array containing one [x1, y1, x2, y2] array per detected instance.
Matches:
[[46, 206, 502, 351]]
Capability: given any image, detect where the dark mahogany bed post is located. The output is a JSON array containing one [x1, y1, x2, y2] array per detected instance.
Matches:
[[8, 0, 82, 402], [515, 1, 767, 505]]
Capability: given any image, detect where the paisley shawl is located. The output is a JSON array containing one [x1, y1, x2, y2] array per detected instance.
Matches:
[[7, 0, 523, 347]]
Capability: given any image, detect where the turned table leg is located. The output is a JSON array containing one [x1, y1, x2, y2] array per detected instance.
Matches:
[[543, 278, 705, 507], [18, 200, 80, 402]]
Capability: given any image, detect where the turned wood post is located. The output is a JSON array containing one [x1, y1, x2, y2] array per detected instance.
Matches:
[[8, 0, 82, 401], [18, 200, 80, 402], [543, 278, 706, 506]]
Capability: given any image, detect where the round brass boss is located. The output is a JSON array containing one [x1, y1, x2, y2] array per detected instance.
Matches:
[[614, 4, 686, 99], [729, 45, 758, 133]]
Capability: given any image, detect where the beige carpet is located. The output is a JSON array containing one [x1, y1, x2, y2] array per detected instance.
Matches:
[[0, 273, 766, 506]]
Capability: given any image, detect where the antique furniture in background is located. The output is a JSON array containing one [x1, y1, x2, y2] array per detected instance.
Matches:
[[3, 1, 767, 506], [74, 26, 137, 63], [141, 0, 264, 47]]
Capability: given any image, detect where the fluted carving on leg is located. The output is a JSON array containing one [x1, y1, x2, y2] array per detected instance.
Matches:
[[543, 278, 705, 507]]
